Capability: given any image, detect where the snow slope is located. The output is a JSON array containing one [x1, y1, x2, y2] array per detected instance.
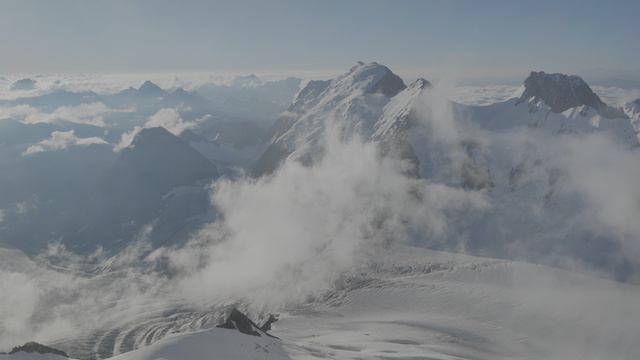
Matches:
[[108, 327, 289, 360], [1, 328, 289, 360], [253, 62, 406, 175], [273, 246, 640, 360], [5, 245, 638, 360]]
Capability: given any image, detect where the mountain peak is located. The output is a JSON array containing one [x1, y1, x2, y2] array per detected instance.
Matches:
[[171, 87, 189, 96], [342, 61, 406, 97], [517, 71, 606, 113], [114, 126, 218, 191], [130, 126, 179, 148], [231, 74, 263, 88], [138, 80, 166, 96]]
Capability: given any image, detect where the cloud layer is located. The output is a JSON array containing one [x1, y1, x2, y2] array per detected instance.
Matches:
[[23, 130, 108, 155], [114, 108, 203, 151], [0, 102, 127, 127]]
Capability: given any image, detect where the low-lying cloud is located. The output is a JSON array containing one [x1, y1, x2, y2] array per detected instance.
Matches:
[[115, 108, 204, 150], [165, 128, 488, 309], [22, 130, 108, 155], [0, 102, 129, 127], [0, 122, 488, 350]]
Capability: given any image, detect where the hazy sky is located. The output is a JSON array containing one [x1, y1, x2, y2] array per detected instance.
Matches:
[[1, 0, 638, 82]]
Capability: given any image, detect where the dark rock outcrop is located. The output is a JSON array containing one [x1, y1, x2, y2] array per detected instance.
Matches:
[[517, 71, 606, 113], [516, 71, 629, 118], [216, 308, 263, 337], [259, 314, 279, 332], [368, 67, 407, 97], [9, 342, 68, 357]]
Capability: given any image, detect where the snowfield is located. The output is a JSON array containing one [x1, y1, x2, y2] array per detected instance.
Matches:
[[4, 246, 639, 360], [108, 327, 290, 360], [274, 246, 640, 360]]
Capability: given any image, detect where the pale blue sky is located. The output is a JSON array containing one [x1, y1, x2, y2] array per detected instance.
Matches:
[[1, 0, 638, 83]]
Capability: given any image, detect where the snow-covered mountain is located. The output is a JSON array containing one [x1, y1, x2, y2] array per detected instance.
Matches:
[[253, 62, 640, 278], [253, 61, 406, 176]]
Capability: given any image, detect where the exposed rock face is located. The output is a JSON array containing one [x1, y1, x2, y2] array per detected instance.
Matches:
[[259, 314, 279, 332], [9, 342, 68, 357], [517, 71, 606, 113], [367, 66, 407, 97], [216, 309, 263, 337]]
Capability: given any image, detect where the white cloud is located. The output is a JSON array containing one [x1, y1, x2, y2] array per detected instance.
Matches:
[[164, 127, 488, 309], [592, 86, 640, 107], [445, 85, 640, 107], [0, 102, 130, 127], [556, 134, 640, 262], [23, 130, 108, 156], [447, 85, 521, 105], [114, 108, 204, 151]]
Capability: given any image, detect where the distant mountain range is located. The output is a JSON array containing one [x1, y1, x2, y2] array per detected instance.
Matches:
[[1, 64, 639, 277]]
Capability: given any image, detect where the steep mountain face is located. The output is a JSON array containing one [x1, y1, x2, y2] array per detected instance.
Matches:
[[515, 71, 627, 118], [252, 62, 406, 176], [517, 71, 606, 112], [111, 127, 218, 193], [624, 99, 640, 134], [77, 127, 220, 252]]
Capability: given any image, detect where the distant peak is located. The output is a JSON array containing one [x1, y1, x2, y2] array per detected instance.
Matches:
[[171, 87, 189, 95], [517, 71, 606, 113], [138, 80, 165, 95], [231, 74, 263, 88], [130, 126, 181, 148]]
